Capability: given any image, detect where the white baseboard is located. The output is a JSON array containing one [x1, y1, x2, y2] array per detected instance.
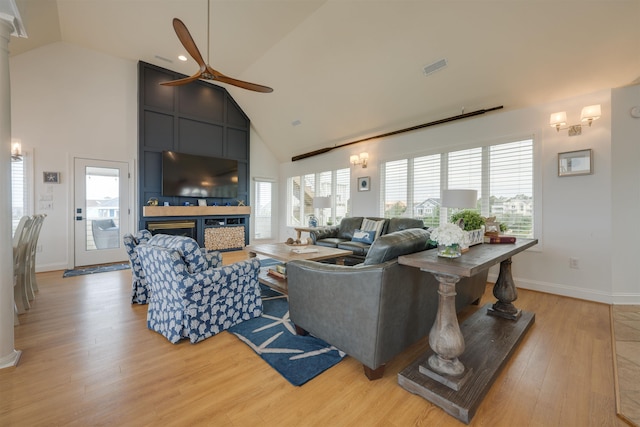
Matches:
[[485, 273, 635, 305], [36, 262, 71, 273]]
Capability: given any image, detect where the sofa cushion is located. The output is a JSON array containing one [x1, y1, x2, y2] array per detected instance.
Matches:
[[352, 229, 376, 244], [363, 228, 430, 265], [387, 217, 425, 234], [361, 218, 386, 240], [338, 240, 371, 256], [146, 234, 207, 274], [315, 238, 349, 248], [337, 217, 364, 240]]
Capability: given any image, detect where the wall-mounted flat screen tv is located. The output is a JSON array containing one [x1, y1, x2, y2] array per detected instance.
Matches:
[[162, 151, 239, 198]]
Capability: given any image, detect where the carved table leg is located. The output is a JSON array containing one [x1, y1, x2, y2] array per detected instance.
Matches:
[[487, 257, 521, 320], [426, 272, 465, 377]]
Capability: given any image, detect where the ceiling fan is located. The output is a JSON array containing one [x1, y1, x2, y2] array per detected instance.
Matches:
[[160, 5, 273, 93]]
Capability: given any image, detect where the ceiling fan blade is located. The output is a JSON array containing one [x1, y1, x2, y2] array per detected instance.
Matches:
[[172, 18, 207, 69], [160, 72, 203, 86], [207, 66, 274, 93]]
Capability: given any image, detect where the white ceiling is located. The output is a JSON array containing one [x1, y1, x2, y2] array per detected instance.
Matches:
[[9, 0, 640, 162]]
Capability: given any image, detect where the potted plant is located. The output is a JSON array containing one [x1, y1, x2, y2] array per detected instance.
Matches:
[[450, 210, 485, 247]]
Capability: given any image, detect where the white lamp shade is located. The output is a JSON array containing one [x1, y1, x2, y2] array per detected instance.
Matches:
[[549, 111, 567, 127], [580, 104, 601, 122], [313, 196, 331, 209], [441, 189, 478, 209], [359, 152, 369, 161], [350, 155, 359, 164]]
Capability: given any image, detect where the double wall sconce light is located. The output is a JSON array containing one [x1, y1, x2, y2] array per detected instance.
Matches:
[[550, 104, 601, 136], [350, 152, 369, 168]]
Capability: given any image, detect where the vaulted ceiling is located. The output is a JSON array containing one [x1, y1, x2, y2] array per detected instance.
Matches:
[[9, 0, 640, 162]]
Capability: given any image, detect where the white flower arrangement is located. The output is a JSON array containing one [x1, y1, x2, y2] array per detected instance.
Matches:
[[430, 222, 470, 247]]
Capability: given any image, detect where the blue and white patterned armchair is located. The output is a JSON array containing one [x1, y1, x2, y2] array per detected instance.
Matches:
[[123, 229, 153, 304], [123, 232, 223, 304], [135, 239, 262, 344]]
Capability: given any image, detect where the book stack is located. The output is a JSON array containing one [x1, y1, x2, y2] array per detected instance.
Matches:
[[267, 263, 287, 279], [484, 235, 516, 244]]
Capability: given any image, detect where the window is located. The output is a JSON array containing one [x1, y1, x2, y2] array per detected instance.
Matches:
[[11, 156, 27, 235], [287, 168, 350, 226], [381, 138, 535, 238], [254, 180, 273, 239]]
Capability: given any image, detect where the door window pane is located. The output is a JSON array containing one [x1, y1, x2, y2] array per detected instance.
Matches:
[[86, 167, 120, 250]]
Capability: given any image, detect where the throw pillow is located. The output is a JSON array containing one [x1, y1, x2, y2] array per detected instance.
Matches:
[[361, 218, 385, 240], [352, 229, 376, 244]]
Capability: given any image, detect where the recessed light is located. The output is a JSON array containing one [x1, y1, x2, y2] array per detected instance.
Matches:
[[178, 55, 188, 62]]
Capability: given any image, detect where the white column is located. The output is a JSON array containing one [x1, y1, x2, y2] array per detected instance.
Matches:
[[0, 17, 21, 369]]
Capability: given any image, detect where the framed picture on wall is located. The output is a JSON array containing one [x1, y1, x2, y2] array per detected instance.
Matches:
[[357, 176, 370, 192], [43, 172, 60, 183], [558, 149, 593, 177]]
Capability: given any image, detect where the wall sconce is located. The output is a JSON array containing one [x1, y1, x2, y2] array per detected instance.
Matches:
[[550, 104, 601, 136], [11, 138, 22, 161], [350, 152, 368, 168]]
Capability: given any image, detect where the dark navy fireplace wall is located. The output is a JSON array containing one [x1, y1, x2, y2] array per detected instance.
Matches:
[[138, 61, 251, 246]]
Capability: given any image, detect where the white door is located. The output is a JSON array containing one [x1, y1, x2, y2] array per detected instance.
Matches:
[[74, 158, 129, 266]]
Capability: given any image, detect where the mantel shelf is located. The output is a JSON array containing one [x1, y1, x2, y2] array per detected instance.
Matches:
[[143, 206, 251, 217]]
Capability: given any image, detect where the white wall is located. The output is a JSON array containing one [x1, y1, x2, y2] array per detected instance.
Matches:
[[10, 42, 137, 271], [281, 88, 639, 304], [611, 85, 640, 303]]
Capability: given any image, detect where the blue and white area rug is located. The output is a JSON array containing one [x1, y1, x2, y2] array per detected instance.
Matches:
[[228, 285, 346, 386]]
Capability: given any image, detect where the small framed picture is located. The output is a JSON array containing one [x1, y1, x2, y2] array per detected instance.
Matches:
[[357, 176, 370, 192], [43, 172, 60, 183], [197, 199, 207, 207], [558, 149, 593, 177]]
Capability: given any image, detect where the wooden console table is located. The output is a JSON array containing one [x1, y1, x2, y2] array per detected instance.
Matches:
[[397, 238, 538, 424]]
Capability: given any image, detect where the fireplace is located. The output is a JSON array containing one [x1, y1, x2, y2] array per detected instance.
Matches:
[[146, 220, 196, 239]]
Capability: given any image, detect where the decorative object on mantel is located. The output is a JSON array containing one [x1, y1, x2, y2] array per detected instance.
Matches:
[[237, 200, 246, 206], [146, 197, 158, 206], [430, 223, 469, 258]]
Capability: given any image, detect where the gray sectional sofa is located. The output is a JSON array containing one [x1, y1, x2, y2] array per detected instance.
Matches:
[[287, 228, 488, 380], [310, 216, 428, 262]]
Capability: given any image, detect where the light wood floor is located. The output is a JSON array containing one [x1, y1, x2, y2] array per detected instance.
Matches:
[[1, 252, 626, 426]]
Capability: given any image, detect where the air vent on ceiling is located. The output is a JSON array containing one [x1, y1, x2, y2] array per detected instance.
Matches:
[[423, 58, 447, 76], [154, 55, 173, 64]]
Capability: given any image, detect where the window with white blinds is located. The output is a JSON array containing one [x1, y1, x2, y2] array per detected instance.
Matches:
[[254, 180, 273, 239], [11, 158, 27, 236], [287, 168, 350, 226], [413, 154, 441, 227], [489, 140, 533, 237], [381, 138, 535, 238], [381, 159, 408, 217]]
